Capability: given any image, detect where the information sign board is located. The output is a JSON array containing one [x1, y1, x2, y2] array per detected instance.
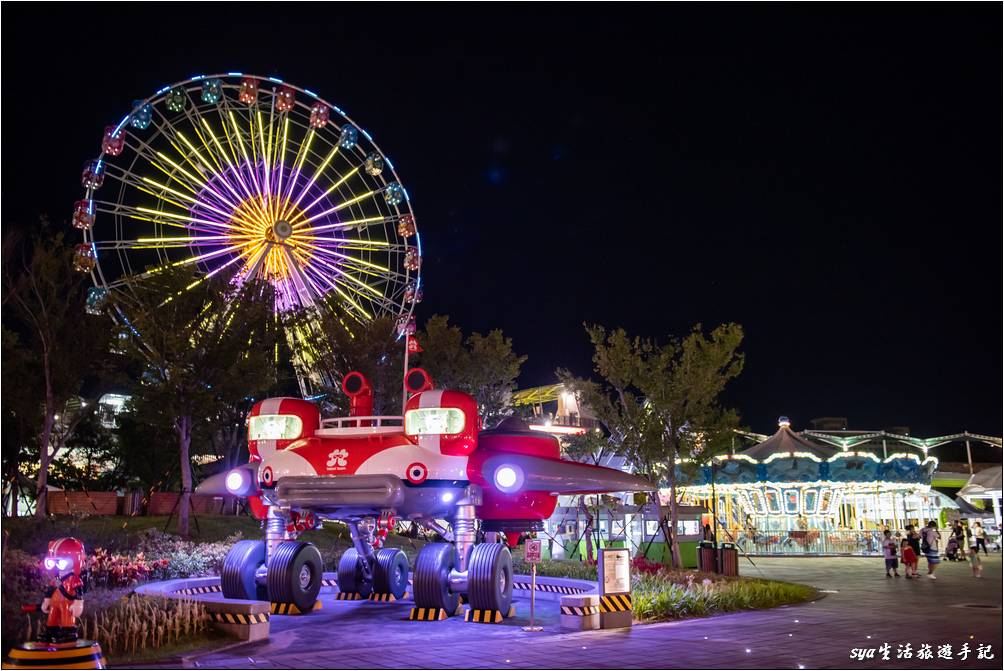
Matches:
[[525, 539, 542, 564], [599, 547, 630, 595]]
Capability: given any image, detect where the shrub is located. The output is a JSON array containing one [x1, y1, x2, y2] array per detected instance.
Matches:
[[87, 548, 171, 588], [632, 573, 816, 621]]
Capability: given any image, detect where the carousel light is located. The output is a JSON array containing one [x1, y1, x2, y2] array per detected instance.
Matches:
[[309, 102, 330, 129], [238, 77, 259, 104], [275, 86, 296, 112], [165, 86, 187, 113], [130, 101, 153, 129], [201, 78, 224, 104], [101, 125, 125, 156]]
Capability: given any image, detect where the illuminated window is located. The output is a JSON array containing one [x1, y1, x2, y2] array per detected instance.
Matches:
[[405, 408, 466, 435], [249, 414, 303, 440], [783, 489, 800, 515]]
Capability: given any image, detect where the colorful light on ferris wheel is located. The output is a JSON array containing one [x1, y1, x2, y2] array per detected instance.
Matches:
[[165, 86, 187, 112], [275, 86, 296, 112], [129, 101, 153, 129], [74, 73, 421, 332], [201, 78, 224, 104]]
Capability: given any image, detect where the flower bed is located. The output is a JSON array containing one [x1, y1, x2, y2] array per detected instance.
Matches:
[[512, 551, 815, 621]]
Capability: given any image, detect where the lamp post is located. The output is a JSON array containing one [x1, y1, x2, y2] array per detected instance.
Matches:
[[710, 457, 721, 573]]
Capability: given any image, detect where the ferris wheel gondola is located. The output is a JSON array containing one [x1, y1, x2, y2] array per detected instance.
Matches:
[[73, 73, 422, 349]]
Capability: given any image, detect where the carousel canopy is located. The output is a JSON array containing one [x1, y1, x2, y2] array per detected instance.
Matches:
[[739, 418, 838, 461]]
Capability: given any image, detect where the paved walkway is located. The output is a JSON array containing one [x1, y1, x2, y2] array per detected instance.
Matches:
[[171, 554, 1000, 669]]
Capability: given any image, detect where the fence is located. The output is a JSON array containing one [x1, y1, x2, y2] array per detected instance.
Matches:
[[730, 529, 890, 556], [46, 491, 235, 516]]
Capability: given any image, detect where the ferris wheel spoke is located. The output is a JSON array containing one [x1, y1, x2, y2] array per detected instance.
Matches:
[[287, 165, 361, 228], [96, 201, 239, 235], [281, 144, 342, 221], [293, 190, 378, 227], [92, 234, 248, 251], [279, 128, 316, 215], [297, 260, 374, 320], [230, 109, 271, 219], [301, 215, 394, 235], [299, 252, 394, 306]]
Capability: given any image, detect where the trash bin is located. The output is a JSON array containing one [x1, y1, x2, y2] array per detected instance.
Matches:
[[698, 540, 717, 573], [719, 542, 739, 576]]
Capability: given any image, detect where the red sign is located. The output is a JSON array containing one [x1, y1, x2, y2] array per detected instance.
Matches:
[[407, 335, 423, 353], [525, 539, 542, 564]]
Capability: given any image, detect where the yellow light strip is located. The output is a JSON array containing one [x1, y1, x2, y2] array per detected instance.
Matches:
[[288, 167, 360, 227], [282, 145, 340, 220], [303, 215, 387, 234], [298, 191, 376, 225]]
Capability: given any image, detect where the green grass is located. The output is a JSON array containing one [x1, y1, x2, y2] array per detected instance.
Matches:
[[632, 574, 816, 621]]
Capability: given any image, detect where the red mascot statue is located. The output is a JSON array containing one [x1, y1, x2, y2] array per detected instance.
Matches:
[[39, 537, 87, 644]]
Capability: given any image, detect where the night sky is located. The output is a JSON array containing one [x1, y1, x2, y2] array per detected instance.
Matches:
[[3, 4, 1000, 436]]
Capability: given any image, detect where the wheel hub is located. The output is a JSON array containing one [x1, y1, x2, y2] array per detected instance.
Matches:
[[298, 564, 313, 589], [271, 219, 293, 241]]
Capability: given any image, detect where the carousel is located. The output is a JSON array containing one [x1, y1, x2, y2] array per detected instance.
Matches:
[[677, 417, 942, 555]]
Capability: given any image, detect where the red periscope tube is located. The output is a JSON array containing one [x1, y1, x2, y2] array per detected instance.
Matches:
[[342, 372, 374, 418]]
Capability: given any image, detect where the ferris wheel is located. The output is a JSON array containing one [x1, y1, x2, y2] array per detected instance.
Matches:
[[72, 73, 422, 337]]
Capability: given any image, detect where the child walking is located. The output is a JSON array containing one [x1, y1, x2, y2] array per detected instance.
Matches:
[[969, 543, 983, 578], [901, 538, 918, 579], [882, 529, 900, 577]]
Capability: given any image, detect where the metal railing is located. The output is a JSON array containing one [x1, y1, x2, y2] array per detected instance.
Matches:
[[730, 529, 896, 556]]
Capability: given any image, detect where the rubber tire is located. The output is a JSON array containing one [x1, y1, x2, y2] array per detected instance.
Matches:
[[267, 541, 323, 611], [467, 543, 513, 613], [373, 548, 410, 598], [337, 548, 374, 597], [221, 540, 268, 601], [412, 542, 460, 612]]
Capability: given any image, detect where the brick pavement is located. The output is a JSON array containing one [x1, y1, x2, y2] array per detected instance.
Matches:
[[157, 554, 1001, 669]]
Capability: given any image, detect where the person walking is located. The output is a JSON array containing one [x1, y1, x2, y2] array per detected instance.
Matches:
[[968, 543, 983, 578], [881, 529, 900, 578], [901, 538, 918, 579], [921, 520, 942, 579], [954, 521, 967, 560], [973, 522, 989, 555]]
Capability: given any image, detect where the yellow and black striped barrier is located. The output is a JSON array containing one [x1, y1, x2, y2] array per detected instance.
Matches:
[[172, 584, 223, 596], [599, 593, 632, 613], [210, 611, 270, 625], [271, 600, 322, 615], [334, 592, 363, 601], [408, 606, 453, 621], [513, 581, 589, 594], [368, 592, 399, 602], [464, 605, 517, 624], [560, 604, 600, 616], [2, 640, 106, 669]]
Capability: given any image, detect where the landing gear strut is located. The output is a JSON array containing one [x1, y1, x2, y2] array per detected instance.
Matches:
[[412, 485, 513, 614], [220, 508, 322, 609]]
